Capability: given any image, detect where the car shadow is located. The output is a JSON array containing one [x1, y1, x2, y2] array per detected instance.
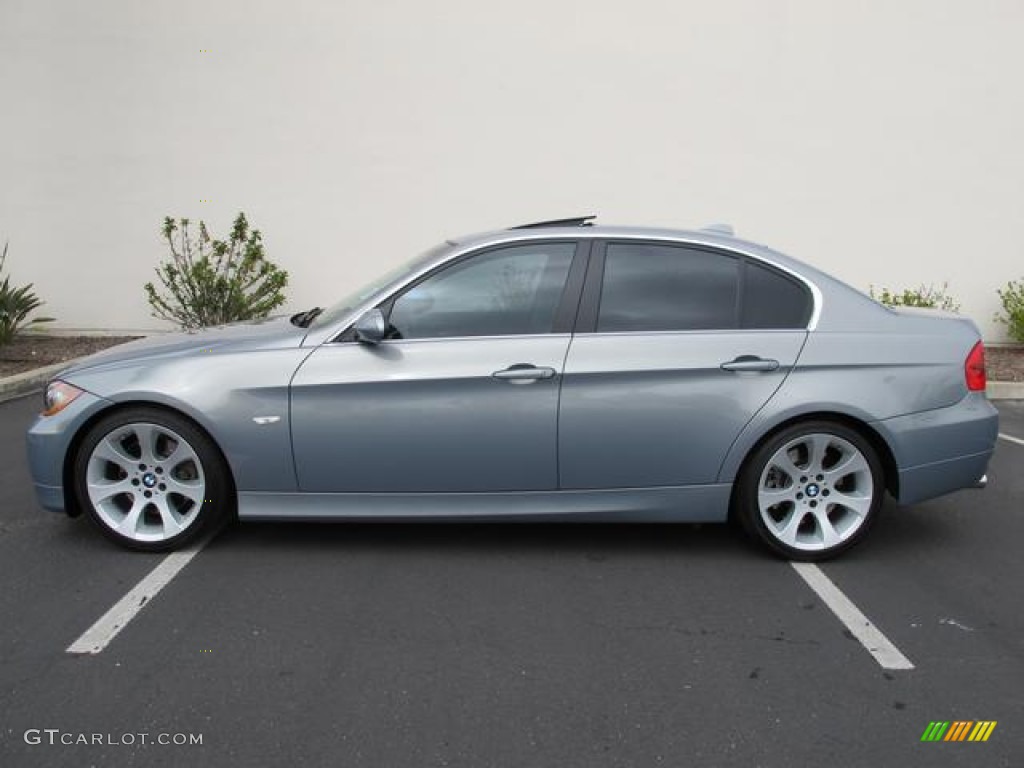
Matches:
[[206, 518, 754, 562]]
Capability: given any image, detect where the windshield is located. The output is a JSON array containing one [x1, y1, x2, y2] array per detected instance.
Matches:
[[308, 242, 454, 330]]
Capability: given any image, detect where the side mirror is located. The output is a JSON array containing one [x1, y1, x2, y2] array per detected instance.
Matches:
[[353, 308, 387, 345]]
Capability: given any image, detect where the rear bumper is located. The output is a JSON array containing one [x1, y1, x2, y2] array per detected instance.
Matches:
[[873, 391, 998, 505], [896, 449, 993, 505]]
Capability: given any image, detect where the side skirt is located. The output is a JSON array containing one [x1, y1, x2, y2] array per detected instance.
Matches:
[[237, 484, 733, 523]]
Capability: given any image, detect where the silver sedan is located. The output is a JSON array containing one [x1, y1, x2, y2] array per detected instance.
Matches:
[[26, 218, 999, 560]]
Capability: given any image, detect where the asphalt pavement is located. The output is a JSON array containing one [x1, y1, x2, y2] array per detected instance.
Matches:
[[1, 393, 1021, 767]]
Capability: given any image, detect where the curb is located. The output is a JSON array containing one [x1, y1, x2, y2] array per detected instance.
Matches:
[[0, 359, 83, 404], [986, 381, 1024, 401]]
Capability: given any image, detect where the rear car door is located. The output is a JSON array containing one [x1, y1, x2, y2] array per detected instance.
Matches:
[[559, 240, 811, 489], [291, 240, 587, 493]]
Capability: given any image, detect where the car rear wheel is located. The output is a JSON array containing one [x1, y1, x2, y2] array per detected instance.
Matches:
[[73, 407, 231, 551], [737, 421, 883, 561]]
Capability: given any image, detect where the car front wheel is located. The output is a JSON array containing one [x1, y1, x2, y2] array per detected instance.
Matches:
[[73, 407, 231, 551], [736, 421, 884, 561]]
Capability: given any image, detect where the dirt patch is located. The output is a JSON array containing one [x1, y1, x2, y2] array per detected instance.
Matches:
[[0, 335, 142, 378]]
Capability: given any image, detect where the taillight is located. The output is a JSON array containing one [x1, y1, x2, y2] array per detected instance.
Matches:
[[965, 341, 986, 392]]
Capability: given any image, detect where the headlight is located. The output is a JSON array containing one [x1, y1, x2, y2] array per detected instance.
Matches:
[[42, 380, 84, 416]]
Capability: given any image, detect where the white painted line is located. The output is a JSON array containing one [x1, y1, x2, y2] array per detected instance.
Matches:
[[67, 539, 207, 655], [790, 562, 914, 670], [998, 432, 1024, 447]]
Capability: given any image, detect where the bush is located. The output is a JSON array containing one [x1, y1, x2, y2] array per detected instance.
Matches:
[[995, 279, 1024, 343], [145, 212, 289, 330], [870, 282, 960, 312], [0, 241, 54, 345]]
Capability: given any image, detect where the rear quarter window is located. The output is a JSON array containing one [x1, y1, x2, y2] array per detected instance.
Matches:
[[742, 260, 812, 329]]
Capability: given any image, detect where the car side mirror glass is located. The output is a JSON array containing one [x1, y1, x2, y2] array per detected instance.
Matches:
[[353, 308, 387, 344]]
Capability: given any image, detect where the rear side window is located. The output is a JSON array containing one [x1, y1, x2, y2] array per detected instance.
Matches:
[[742, 261, 812, 329], [598, 243, 739, 332]]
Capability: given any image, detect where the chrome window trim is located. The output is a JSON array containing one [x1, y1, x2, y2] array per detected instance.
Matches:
[[304, 231, 823, 346]]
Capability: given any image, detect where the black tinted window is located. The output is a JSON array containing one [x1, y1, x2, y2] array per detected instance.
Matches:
[[597, 243, 739, 332], [742, 261, 812, 329], [388, 243, 575, 339]]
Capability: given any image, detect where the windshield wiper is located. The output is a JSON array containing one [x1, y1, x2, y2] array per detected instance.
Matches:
[[290, 307, 322, 328]]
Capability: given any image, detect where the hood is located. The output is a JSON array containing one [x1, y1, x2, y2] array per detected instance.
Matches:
[[57, 316, 308, 379]]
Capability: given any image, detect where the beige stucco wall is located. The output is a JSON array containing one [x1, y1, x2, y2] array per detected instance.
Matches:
[[1, 0, 1022, 339]]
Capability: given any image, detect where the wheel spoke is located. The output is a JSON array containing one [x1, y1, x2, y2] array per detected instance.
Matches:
[[165, 476, 205, 505], [828, 490, 872, 517], [806, 434, 832, 474], [132, 424, 160, 465], [161, 440, 188, 467], [772, 506, 805, 547], [812, 507, 842, 548], [768, 452, 802, 483], [758, 484, 797, 506], [115, 498, 146, 536], [824, 451, 870, 482], [87, 478, 135, 505], [153, 496, 186, 537], [92, 437, 135, 471]]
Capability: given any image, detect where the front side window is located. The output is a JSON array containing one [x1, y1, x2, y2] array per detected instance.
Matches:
[[388, 243, 575, 339], [598, 243, 740, 332]]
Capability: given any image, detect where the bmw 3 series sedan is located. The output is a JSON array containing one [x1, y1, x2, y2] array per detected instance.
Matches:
[[26, 217, 999, 560]]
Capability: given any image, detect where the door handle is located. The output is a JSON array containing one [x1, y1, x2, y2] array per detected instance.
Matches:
[[720, 356, 780, 373], [492, 364, 557, 381]]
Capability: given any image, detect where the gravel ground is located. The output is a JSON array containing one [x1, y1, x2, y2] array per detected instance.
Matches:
[[1, 334, 1023, 382]]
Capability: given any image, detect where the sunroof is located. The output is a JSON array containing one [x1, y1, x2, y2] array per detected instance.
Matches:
[[510, 216, 596, 229]]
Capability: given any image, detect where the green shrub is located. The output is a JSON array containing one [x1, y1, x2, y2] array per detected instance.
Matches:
[[0, 241, 54, 345], [145, 212, 289, 330], [995, 279, 1024, 342], [870, 282, 960, 312]]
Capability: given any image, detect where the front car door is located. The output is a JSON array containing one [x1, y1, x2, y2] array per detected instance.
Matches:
[[290, 240, 586, 493], [559, 239, 813, 490]]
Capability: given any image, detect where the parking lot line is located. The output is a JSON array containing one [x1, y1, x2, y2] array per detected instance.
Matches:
[[66, 538, 208, 655], [998, 432, 1024, 447], [790, 562, 914, 670]]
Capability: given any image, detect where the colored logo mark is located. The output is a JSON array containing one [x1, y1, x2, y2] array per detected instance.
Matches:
[[921, 721, 997, 742]]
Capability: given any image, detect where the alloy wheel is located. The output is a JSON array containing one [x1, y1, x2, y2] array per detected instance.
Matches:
[[85, 422, 206, 543]]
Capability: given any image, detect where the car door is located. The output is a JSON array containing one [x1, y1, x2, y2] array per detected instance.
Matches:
[[559, 240, 811, 490], [290, 240, 587, 493]]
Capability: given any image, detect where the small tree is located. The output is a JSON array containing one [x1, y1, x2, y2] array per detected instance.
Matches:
[[870, 282, 960, 312], [995, 279, 1024, 343], [145, 212, 288, 330], [0, 241, 54, 345]]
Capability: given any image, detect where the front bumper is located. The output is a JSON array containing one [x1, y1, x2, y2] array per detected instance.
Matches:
[[25, 389, 113, 514]]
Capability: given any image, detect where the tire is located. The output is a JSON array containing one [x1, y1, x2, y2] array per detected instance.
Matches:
[[735, 420, 884, 561], [73, 407, 232, 552]]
